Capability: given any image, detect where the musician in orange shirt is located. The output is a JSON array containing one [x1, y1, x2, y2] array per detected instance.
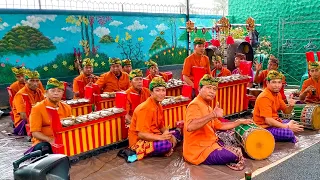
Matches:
[[73, 58, 98, 98], [183, 74, 251, 170], [182, 38, 211, 88], [145, 60, 169, 82], [128, 77, 182, 160], [211, 55, 231, 77], [12, 70, 45, 136], [254, 55, 287, 102], [122, 59, 132, 74], [253, 70, 303, 143], [10, 66, 45, 95], [299, 62, 320, 103], [95, 57, 130, 92], [125, 69, 150, 125], [26, 78, 72, 155]]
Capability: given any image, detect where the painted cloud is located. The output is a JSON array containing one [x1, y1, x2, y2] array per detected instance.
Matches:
[[51, 36, 66, 44], [149, 30, 158, 36], [14, 15, 57, 29], [94, 27, 110, 38], [125, 20, 147, 31], [109, 20, 123, 27], [0, 22, 9, 31], [156, 23, 169, 32], [61, 26, 81, 33]]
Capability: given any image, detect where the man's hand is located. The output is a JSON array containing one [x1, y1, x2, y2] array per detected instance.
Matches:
[[288, 95, 296, 107], [304, 85, 316, 94], [287, 120, 304, 133], [20, 112, 27, 120], [74, 92, 80, 97], [47, 137, 54, 144], [125, 114, 131, 125], [158, 131, 172, 141], [213, 102, 223, 118], [236, 119, 253, 125]]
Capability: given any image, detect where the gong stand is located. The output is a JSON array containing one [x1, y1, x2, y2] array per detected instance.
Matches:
[[180, 17, 261, 58]]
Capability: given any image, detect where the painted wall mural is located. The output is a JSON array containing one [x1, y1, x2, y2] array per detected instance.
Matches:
[[0, 13, 220, 85]]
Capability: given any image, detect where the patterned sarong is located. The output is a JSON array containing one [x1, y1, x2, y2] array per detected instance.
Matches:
[[266, 119, 296, 143]]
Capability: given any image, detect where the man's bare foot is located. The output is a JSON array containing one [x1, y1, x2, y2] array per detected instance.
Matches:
[[164, 148, 174, 157]]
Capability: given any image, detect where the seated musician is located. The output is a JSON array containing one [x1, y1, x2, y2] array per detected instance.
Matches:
[[253, 70, 304, 143], [128, 77, 182, 160], [10, 66, 45, 95], [122, 59, 132, 74], [27, 78, 72, 155], [145, 60, 169, 82], [299, 62, 320, 103], [232, 53, 254, 87], [12, 70, 45, 136], [125, 69, 151, 125], [182, 38, 211, 88], [73, 58, 98, 98], [211, 55, 231, 77], [183, 74, 251, 170], [96, 57, 130, 92], [254, 55, 287, 102]]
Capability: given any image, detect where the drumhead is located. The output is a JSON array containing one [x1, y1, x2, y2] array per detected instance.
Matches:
[[312, 105, 320, 130], [244, 129, 275, 160]]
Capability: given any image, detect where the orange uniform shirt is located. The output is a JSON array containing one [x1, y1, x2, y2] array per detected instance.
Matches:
[[10, 81, 45, 96], [125, 87, 151, 116], [182, 53, 211, 82], [300, 77, 320, 102], [12, 86, 44, 127], [73, 73, 98, 93], [128, 97, 165, 147], [211, 67, 232, 77], [30, 99, 72, 146], [253, 88, 287, 128], [146, 72, 169, 82], [183, 96, 223, 165], [95, 71, 130, 92]]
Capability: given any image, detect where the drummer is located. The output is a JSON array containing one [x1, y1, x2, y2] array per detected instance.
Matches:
[[232, 53, 254, 87], [145, 60, 169, 82], [253, 70, 303, 143], [299, 61, 320, 103], [254, 55, 287, 102], [211, 55, 231, 77], [122, 59, 132, 74], [128, 77, 182, 160], [27, 78, 72, 155], [73, 58, 99, 98], [182, 38, 211, 88], [125, 69, 151, 125], [183, 74, 251, 170], [95, 57, 130, 92]]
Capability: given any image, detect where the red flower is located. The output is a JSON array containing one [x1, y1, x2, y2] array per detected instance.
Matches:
[[1, 63, 5, 67], [21, 63, 25, 67], [16, 59, 20, 63]]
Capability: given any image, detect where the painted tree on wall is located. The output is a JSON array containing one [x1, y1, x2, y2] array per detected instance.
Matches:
[[66, 15, 100, 55], [149, 34, 169, 53], [0, 26, 55, 57], [115, 32, 144, 66]]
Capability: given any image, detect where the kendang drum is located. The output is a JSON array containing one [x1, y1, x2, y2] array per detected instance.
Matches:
[[235, 124, 275, 160], [291, 104, 320, 130]]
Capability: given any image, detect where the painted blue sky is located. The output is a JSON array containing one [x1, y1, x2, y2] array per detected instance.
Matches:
[[0, 14, 216, 69]]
